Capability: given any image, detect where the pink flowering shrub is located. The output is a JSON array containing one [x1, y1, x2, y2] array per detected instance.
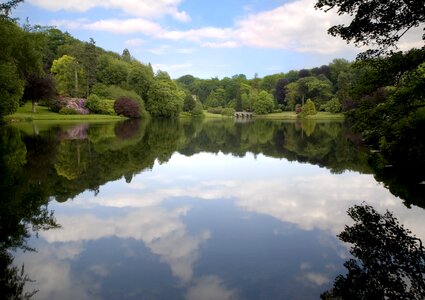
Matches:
[[53, 97, 89, 115]]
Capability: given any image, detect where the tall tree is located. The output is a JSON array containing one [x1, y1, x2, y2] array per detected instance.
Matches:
[[81, 38, 97, 96], [51, 55, 86, 97], [275, 78, 289, 107]]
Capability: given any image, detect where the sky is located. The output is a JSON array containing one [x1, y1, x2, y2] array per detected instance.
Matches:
[[9, 0, 423, 79]]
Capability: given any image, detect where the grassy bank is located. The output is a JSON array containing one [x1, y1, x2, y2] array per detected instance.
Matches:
[[254, 111, 345, 120], [5, 103, 126, 122], [200, 111, 345, 120]]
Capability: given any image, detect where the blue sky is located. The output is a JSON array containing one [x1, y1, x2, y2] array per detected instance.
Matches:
[[10, 0, 422, 79]]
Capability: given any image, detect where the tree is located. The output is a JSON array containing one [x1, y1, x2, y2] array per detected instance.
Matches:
[[96, 54, 128, 86], [121, 48, 132, 63], [322, 204, 425, 299], [275, 78, 289, 107], [315, 0, 425, 57], [81, 38, 97, 96], [0, 0, 23, 18], [301, 99, 317, 116], [298, 69, 311, 78], [51, 55, 86, 97], [183, 93, 196, 112], [253, 90, 274, 114], [0, 18, 44, 119], [146, 74, 184, 118], [127, 61, 154, 101], [205, 88, 226, 108], [23, 72, 56, 112]]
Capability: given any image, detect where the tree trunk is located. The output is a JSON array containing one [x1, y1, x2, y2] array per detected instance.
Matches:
[[74, 68, 79, 96], [32, 100, 36, 113]]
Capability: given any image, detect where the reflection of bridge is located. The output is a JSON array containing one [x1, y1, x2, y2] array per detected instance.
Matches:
[[234, 111, 253, 119]]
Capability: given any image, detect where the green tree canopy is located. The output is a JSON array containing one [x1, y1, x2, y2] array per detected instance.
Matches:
[[51, 54, 86, 97], [253, 90, 274, 114], [146, 74, 184, 118]]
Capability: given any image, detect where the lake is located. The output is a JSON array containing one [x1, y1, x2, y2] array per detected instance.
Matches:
[[1, 118, 424, 299]]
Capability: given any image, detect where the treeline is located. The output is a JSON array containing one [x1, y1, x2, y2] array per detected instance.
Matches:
[[0, 7, 195, 120], [176, 60, 352, 115]]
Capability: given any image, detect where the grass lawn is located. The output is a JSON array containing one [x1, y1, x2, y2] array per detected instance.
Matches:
[[254, 111, 345, 120], [200, 111, 232, 118], [5, 103, 126, 122]]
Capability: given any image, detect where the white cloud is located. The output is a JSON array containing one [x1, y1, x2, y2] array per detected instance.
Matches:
[[29, 0, 190, 22], [233, 0, 352, 53], [147, 44, 172, 55], [49, 0, 355, 54], [124, 38, 145, 47], [186, 276, 240, 300], [82, 18, 162, 35], [45, 0, 423, 54], [152, 63, 193, 72], [201, 41, 240, 48]]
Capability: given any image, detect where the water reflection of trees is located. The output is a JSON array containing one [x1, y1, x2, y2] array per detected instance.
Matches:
[[322, 204, 425, 299], [9, 118, 422, 207], [4, 118, 423, 208], [0, 127, 60, 299]]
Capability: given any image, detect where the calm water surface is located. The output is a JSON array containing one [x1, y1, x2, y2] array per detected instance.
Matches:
[[2, 118, 424, 299]]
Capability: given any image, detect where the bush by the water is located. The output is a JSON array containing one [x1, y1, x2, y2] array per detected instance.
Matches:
[[114, 97, 141, 118], [59, 107, 79, 115], [207, 107, 223, 114], [222, 107, 235, 116], [51, 97, 89, 114], [191, 101, 204, 116], [301, 99, 317, 116], [321, 97, 342, 113], [86, 94, 115, 115]]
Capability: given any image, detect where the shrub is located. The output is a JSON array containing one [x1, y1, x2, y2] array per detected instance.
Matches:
[[85, 94, 101, 113], [114, 97, 141, 118], [49, 97, 68, 112], [322, 97, 342, 113], [301, 99, 317, 116], [97, 100, 115, 115], [59, 107, 78, 115], [191, 101, 204, 116], [183, 94, 196, 112], [207, 107, 223, 114], [222, 107, 235, 116], [50, 97, 89, 114]]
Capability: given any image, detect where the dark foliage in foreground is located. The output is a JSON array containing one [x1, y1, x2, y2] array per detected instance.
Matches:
[[322, 204, 425, 299]]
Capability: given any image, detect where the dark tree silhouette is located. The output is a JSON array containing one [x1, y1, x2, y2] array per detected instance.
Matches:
[[315, 0, 425, 57], [322, 204, 425, 299]]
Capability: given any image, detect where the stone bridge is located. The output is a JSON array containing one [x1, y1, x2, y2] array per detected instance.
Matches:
[[234, 111, 253, 119]]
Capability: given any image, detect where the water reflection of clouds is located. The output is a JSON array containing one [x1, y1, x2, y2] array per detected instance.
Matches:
[[25, 152, 425, 298], [64, 153, 425, 240], [43, 206, 209, 283]]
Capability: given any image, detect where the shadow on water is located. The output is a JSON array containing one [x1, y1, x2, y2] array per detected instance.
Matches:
[[321, 204, 425, 299]]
